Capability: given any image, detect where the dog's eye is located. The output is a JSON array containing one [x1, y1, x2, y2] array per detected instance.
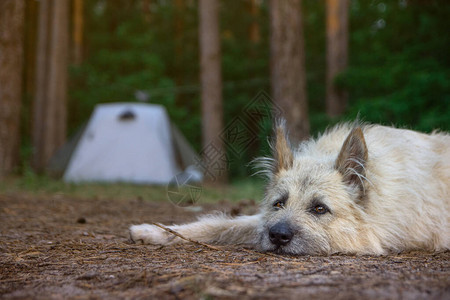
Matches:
[[272, 193, 288, 210], [273, 199, 286, 209], [312, 205, 328, 215]]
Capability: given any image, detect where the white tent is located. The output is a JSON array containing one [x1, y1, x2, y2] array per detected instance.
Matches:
[[62, 103, 201, 184]]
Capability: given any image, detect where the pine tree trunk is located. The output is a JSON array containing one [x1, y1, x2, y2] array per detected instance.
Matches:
[[199, 0, 227, 184], [248, 0, 261, 44], [141, 0, 151, 23], [47, 0, 68, 162], [270, 0, 309, 143], [326, 0, 349, 117], [0, 0, 25, 177], [32, 0, 69, 173], [24, 0, 38, 100]]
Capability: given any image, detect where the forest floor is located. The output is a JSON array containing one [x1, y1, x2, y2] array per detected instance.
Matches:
[[1, 189, 449, 299]]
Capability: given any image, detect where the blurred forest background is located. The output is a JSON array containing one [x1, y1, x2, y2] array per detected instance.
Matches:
[[0, 0, 449, 183]]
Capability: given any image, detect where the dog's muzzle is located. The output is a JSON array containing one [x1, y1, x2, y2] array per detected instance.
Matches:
[[268, 222, 294, 247]]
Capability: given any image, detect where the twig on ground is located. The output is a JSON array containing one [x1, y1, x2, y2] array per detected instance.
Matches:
[[239, 248, 291, 261], [151, 222, 222, 251], [219, 260, 264, 266], [151, 223, 298, 261]]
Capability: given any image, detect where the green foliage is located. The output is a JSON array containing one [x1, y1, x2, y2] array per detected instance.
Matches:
[[338, 0, 450, 132]]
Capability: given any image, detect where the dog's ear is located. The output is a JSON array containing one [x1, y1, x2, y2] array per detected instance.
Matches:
[[335, 127, 368, 193], [273, 120, 293, 172]]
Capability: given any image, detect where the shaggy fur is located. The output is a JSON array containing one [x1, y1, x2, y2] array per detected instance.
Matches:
[[130, 121, 450, 255]]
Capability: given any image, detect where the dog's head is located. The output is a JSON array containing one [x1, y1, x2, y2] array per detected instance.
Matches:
[[256, 120, 371, 255]]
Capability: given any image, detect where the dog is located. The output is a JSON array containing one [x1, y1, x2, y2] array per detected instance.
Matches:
[[130, 121, 450, 255]]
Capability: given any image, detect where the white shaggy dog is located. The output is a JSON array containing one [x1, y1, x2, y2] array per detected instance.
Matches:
[[130, 121, 450, 255]]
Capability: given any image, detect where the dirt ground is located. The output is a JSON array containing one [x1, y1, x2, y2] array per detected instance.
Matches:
[[1, 192, 449, 299]]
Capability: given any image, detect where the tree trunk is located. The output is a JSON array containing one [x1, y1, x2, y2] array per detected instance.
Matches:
[[199, 0, 227, 184], [32, 0, 49, 173], [47, 0, 69, 161], [270, 0, 309, 144], [73, 0, 83, 65], [24, 0, 38, 99], [248, 0, 261, 44], [326, 0, 349, 118], [32, 0, 69, 173], [0, 0, 25, 177], [141, 0, 151, 23]]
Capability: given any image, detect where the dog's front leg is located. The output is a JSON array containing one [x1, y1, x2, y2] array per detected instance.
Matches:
[[130, 213, 262, 247]]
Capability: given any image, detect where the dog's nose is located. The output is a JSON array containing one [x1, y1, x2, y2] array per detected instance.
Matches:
[[269, 222, 293, 246]]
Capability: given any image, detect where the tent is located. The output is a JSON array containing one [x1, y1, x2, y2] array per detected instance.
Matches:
[[48, 103, 202, 184]]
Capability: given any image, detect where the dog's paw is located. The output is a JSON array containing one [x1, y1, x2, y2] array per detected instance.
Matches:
[[129, 224, 173, 245]]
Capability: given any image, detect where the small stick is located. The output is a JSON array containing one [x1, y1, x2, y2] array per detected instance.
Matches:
[[151, 222, 222, 251], [239, 247, 291, 260]]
